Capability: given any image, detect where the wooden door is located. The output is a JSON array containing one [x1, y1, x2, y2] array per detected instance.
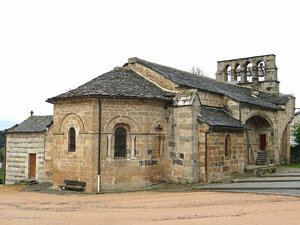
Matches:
[[260, 135, 266, 150], [29, 154, 36, 178]]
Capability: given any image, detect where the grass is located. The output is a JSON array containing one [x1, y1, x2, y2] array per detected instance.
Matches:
[[0, 167, 4, 184], [279, 163, 300, 168]]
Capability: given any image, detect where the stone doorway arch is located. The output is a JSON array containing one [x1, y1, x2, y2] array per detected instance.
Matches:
[[245, 115, 274, 165], [280, 124, 290, 164]]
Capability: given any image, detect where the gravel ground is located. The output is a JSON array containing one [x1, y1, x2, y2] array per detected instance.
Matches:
[[1, 167, 300, 224], [1, 188, 300, 225]]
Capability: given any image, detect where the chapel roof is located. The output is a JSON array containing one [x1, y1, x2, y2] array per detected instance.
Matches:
[[47, 67, 175, 103], [127, 57, 291, 110], [5, 116, 53, 133], [198, 106, 247, 130]]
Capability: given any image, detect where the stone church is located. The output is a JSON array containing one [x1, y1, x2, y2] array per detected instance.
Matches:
[[4, 54, 295, 192]]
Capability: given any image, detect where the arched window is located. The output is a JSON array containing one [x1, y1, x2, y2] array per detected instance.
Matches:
[[246, 63, 253, 82], [225, 135, 231, 157], [226, 66, 232, 82], [257, 61, 266, 81], [68, 127, 76, 152], [235, 65, 241, 83], [114, 127, 127, 159]]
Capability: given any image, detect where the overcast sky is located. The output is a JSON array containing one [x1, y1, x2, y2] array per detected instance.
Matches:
[[1, 0, 299, 130]]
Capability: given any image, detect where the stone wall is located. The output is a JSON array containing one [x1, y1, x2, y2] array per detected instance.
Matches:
[[224, 97, 240, 120], [50, 98, 169, 191], [50, 99, 99, 191], [240, 96, 294, 164], [198, 124, 209, 182], [43, 128, 53, 182], [198, 90, 224, 107], [165, 105, 200, 182], [100, 98, 168, 191], [277, 97, 295, 163], [127, 62, 177, 91], [5, 133, 45, 184], [216, 54, 279, 94], [206, 129, 245, 182]]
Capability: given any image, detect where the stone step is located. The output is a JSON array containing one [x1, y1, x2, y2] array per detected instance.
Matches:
[[16, 178, 39, 185], [231, 177, 300, 183]]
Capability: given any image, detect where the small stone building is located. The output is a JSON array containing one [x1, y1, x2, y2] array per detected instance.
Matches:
[[5, 54, 295, 191], [4, 115, 52, 184]]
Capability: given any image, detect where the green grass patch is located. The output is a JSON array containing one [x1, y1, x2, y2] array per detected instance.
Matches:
[[279, 163, 300, 168], [0, 167, 4, 184]]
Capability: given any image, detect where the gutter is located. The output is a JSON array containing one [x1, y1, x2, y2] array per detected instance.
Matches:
[[46, 95, 174, 104], [97, 99, 102, 193], [210, 126, 249, 131]]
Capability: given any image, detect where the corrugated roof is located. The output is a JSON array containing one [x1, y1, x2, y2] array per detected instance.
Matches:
[[129, 57, 290, 110], [5, 116, 53, 133], [198, 106, 247, 130], [47, 67, 174, 103]]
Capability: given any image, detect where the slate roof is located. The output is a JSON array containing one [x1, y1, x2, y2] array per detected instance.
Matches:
[[258, 92, 291, 105], [198, 106, 247, 130], [128, 58, 291, 110], [5, 116, 53, 133], [47, 68, 174, 103]]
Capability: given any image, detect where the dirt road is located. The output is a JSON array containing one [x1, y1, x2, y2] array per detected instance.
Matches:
[[1, 187, 300, 225]]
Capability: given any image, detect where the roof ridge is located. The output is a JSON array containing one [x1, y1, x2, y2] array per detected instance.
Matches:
[[129, 57, 254, 90], [31, 115, 53, 117], [129, 57, 212, 78]]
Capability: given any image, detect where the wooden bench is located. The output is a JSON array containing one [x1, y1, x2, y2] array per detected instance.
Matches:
[[58, 180, 86, 191]]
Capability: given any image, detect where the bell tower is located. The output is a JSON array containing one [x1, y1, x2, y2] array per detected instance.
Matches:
[[216, 54, 279, 94]]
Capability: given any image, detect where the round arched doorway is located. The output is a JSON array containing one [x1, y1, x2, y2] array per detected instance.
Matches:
[[245, 115, 273, 165]]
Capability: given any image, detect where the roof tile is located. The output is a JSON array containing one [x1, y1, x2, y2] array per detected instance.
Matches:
[[5, 116, 53, 133], [130, 58, 290, 110], [47, 68, 174, 103], [198, 106, 247, 130]]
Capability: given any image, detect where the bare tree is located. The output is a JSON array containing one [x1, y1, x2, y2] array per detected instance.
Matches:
[[190, 66, 207, 76]]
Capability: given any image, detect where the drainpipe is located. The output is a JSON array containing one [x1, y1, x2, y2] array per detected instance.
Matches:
[[239, 103, 242, 122], [204, 131, 210, 183], [97, 99, 102, 193]]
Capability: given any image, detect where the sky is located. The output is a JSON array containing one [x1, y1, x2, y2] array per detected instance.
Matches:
[[1, 0, 300, 130]]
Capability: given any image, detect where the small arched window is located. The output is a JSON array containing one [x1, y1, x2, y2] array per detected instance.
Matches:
[[225, 135, 231, 157], [236, 65, 241, 83], [246, 63, 253, 82], [257, 61, 266, 81], [114, 127, 127, 159], [226, 66, 232, 82], [68, 127, 76, 152]]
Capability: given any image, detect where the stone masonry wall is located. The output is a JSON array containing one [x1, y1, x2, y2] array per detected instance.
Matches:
[[43, 128, 53, 182], [127, 63, 177, 91], [198, 90, 224, 107], [5, 133, 45, 184], [198, 124, 209, 182], [51, 98, 168, 191], [165, 90, 201, 183], [100, 98, 168, 191], [206, 130, 244, 182], [224, 97, 240, 120], [240, 96, 294, 164], [277, 97, 295, 163], [51, 99, 99, 191]]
